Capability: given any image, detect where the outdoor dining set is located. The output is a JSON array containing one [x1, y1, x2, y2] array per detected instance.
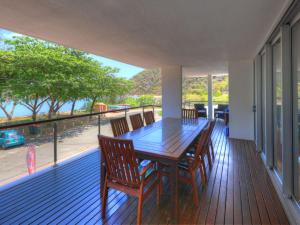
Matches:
[[98, 109, 215, 225]]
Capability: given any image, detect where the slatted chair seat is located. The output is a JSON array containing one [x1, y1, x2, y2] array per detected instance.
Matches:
[[98, 135, 161, 225]]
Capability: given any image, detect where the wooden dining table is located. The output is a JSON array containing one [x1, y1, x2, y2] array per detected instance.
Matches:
[[100, 117, 208, 223]]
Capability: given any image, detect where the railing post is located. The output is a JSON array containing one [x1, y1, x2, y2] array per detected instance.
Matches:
[[98, 115, 101, 135], [142, 106, 145, 122], [152, 105, 155, 117], [53, 122, 58, 165]]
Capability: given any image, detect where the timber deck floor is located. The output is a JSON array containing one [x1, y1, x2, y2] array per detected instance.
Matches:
[[0, 121, 289, 224]]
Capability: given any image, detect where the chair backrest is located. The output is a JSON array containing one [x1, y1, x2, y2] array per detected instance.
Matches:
[[217, 104, 228, 111], [194, 104, 205, 110], [130, 113, 144, 130], [98, 135, 140, 188], [193, 124, 210, 168], [182, 108, 197, 119], [143, 111, 155, 125], [110, 117, 130, 137]]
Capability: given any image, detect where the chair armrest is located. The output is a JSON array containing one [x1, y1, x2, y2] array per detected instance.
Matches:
[[139, 160, 155, 177]]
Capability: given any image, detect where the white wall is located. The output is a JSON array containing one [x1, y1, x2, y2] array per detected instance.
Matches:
[[229, 60, 254, 140], [161, 65, 182, 118]]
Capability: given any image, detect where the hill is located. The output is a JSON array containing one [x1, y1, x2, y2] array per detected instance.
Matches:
[[130, 69, 161, 95]]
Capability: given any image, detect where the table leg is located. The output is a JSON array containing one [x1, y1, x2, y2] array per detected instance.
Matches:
[[169, 161, 179, 223]]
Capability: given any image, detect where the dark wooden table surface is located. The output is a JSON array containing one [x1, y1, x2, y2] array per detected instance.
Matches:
[[102, 117, 208, 223]]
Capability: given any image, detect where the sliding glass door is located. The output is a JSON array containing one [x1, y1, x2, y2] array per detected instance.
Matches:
[[272, 40, 283, 179], [292, 20, 300, 202], [261, 52, 267, 155]]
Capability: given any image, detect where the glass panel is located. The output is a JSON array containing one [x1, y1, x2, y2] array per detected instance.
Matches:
[[57, 116, 99, 162], [292, 21, 300, 202], [212, 75, 229, 118], [153, 106, 162, 121], [182, 75, 208, 111], [0, 122, 54, 186], [100, 109, 127, 137], [261, 53, 266, 155], [272, 40, 283, 178]]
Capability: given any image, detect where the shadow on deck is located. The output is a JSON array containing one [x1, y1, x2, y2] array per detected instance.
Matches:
[[0, 121, 289, 224]]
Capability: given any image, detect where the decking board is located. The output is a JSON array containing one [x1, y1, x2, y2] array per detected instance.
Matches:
[[0, 121, 289, 225]]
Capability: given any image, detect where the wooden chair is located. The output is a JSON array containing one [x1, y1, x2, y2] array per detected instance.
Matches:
[[143, 111, 155, 125], [185, 120, 215, 171], [98, 135, 161, 225], [130, 113, 144, 130], [110, 117, 129, 137], [182, 108, 197, 119], [160, 126, 210, 207], [207, 119, 216, 162]]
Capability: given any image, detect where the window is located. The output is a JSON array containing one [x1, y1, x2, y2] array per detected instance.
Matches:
[[272, 40, 283, 178], [261, 52, 267, 155], [292, 20, 300, 202]]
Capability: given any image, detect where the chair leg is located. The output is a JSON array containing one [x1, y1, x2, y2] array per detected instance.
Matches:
[[199, 159, 207, 186], [137, 196, 143, 225], [101, 178, 108, 219], [210, 139, 215, 160], [157, 170, 161, 206], [191, 171, 199, 207], [158, 163, 163, 195], [206, 146, 213, 170]]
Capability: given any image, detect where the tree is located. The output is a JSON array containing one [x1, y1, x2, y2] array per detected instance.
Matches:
[[3, 37, 53, 120], [84, 63, 119, 113], [0, 35, 132, 121], [0, 50, 18, 120]]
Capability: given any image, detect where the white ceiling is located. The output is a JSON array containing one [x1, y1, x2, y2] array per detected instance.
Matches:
[[0, 0, 291, 75]]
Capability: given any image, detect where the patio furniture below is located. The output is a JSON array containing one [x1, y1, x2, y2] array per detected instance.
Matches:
[[98, 135, 160, 225], [214, 104, 228, 120], [194, 104, 207, 118]]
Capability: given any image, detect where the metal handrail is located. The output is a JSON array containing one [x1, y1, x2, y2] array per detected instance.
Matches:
[[0, 105, 160, 130]]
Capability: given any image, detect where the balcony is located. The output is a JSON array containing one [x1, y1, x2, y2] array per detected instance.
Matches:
[[0, 120, 288, 224]]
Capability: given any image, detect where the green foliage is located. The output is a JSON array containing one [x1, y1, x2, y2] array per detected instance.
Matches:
[[123, 97, 139, 107], [123, 95, 156, 107], [0, 36, 133, 120], [137, 95, 155, 106], [183, 75, 229, 103], [130, 69, 161, 95]]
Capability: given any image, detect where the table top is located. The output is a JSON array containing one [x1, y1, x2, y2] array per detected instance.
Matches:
[[119, 117, 208, 161]]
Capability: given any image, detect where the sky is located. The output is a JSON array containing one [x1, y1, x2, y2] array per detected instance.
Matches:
[[0, 28, 144, 79]]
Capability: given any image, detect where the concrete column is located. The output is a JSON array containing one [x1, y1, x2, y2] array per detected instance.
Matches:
[[228, 60, 254, 140], [161, 65, 182, 118], [208, 74, 213, 119]]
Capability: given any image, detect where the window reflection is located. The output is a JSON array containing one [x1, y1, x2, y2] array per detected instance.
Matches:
[[292, 21, 300, 202], [273, 40, 283, 178]]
